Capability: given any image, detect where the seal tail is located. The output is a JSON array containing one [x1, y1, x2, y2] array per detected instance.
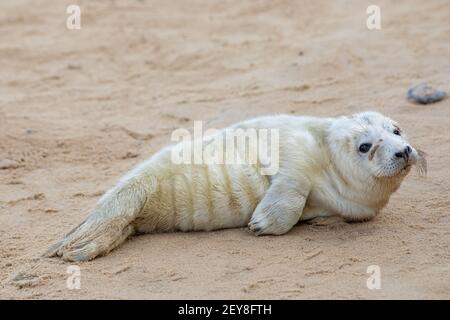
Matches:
[[44, 178, 148, 262]]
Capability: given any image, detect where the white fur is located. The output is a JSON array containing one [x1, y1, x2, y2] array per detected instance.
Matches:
[[45, 112, 424, 261]]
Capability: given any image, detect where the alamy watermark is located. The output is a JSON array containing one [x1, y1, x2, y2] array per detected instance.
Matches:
[[366, 5, 381, 30], [170, 121, 280, 175], [366, 265, 381, 290], [66, 265, 81, 290], [66, 5, 81, 30]]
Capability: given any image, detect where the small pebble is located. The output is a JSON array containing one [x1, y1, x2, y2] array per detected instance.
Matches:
[[407, 83, 446, 104], [12, 271, 37, 282], [121, 152, 139, 159], [0, 159, 20, 170]]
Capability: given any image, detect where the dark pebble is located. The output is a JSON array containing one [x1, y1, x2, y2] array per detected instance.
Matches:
[[407, 83, 447, 104]]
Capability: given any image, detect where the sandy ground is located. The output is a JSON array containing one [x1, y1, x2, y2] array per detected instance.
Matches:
[[0, 0, 449, 299]]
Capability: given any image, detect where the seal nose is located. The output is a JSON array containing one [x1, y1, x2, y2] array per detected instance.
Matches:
[[395, 146, 412, 161]]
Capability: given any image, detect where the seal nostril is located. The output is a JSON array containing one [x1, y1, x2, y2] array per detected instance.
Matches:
[[395, 147, 411, 160], [395, 152, 404, 159]]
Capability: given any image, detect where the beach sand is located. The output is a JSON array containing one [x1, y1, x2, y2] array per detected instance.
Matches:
[[0, 0, 449, 299]]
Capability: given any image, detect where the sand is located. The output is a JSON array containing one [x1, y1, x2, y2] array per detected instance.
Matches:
[[0, 0, 449, 299]]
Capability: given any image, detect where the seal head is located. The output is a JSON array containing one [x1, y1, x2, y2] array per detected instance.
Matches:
[[328, 111, 427, 184]]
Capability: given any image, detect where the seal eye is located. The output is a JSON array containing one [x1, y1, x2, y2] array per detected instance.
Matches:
[[393, 129, 401, 136], [359, 143, 372, 153]]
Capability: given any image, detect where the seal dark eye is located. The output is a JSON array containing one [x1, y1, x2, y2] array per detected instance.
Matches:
[[359, 143, 372, 153], [393, 129, 401, 136]]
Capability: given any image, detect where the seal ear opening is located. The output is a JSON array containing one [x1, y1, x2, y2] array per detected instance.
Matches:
[[416, 149, 427, 177]]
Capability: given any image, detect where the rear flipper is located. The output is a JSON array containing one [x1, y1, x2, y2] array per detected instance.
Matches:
[[44, 179, 147, 261]]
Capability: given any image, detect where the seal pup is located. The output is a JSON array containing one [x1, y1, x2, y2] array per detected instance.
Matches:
[[45, 111, 426, 261]]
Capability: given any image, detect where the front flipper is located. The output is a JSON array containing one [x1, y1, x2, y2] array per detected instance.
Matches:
[[248, 177, 310, 235]]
